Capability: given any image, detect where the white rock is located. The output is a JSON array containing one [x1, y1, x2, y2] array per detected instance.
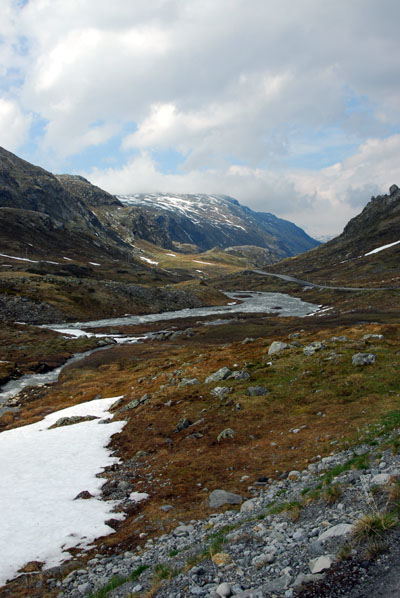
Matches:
[[268, 341, 288, 356], [309, 554, 335, 574], [216, 582, 232, 597], [240, 499, 256, 513], [371, 473, 391, 485], [318, 523, 353, 542]]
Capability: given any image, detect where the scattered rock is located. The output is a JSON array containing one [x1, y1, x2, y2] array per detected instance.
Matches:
[[211, 386, 232, 399], [309, 554, 335, 573], [352, 352, 376, 366], [176, 418, 192, 431], [268, 341, 288, 356], [205, 367, 232, 383], [303, 341, 326, 356], [49, 415, 98, 429], [208, 489, 243, 508], [247, 386, 269, 396], [217, 428, 235, 441]]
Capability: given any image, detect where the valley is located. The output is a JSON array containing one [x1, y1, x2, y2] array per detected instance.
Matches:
[[1, 148, 400, 598]]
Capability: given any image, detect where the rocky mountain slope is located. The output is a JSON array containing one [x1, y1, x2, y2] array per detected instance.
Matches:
[[115, 193, 319, 259], [269, 185, 400, 287]]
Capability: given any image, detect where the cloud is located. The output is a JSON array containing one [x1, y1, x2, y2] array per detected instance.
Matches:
[[0, 99, 32, 151], [1, 0, 400, 236]]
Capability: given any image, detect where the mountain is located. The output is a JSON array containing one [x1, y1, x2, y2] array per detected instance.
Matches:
[[269, 184, 400, 287], [115, 193, 319, 260]]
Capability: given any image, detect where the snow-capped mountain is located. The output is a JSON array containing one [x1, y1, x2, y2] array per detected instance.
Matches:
[[116, 193, 319, 259]]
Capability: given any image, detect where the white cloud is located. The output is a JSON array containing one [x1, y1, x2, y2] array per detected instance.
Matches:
[[0, 99, 31, 151], [1, 0, 400, 235]]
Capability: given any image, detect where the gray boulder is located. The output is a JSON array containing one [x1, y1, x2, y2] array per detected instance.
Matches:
[[205, 367, 232, 383], [208, 489, 243, 508], [303, 341, 326, 356], [352, 353, 376, 366], [211, 387, 232, 400], [247, 386, 269, 396], [268, 341, 288, 356]]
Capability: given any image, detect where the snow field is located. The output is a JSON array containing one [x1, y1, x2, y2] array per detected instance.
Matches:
[[0, 397, 126, 586]]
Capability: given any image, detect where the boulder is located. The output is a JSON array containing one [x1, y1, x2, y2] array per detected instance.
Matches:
[[268, 341, 288, 356], [303, 341, 326, 356], [247, 386, 269, 396], [309, 554, 335, 574], [211, 387, 232, 400], [352, 353, 376, 366], [205, 367, 232, 383], [208, 489, 243, 508], [318, 523, 353, 542]]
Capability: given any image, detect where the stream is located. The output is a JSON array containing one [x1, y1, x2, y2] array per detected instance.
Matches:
[[0, 291, 320, 412]]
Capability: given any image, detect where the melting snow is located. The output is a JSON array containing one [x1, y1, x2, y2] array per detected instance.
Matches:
[[364, 240, 400, 256], [89, 262, 101, 266], [0, 253, 39, 263], [193, 260, 213, 265], [0, 397, 126, 585], [139, 256, 159, 265], [166, 253, 176, 257]]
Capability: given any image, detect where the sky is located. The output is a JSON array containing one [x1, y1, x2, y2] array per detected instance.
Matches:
[[1, 0, 400, 237]]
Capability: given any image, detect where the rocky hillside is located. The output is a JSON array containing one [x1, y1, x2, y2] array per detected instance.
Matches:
[[116, 193, 319, 258], [269, 185, 400, 287]]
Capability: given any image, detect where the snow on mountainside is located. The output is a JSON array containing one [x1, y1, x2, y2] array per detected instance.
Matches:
[[117, 193, 319, 259]]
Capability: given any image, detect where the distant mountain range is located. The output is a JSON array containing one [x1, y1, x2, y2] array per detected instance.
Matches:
[[0, 147, 319, 265], [114, 193, 319, 260]]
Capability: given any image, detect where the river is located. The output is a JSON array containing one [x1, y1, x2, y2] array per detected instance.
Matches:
[[0, 290, 320, 411]]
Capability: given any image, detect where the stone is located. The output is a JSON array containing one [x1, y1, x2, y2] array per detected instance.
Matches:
[[176, 418, 192, 431], [362, 334, 384, 341], [217, 428, 235, 441], [330, 336, 348, 342], [73, 490, 93, 500], [242, 338, 255, 344], [228, 370, 250, 380], [303, 341, 326, 356], [294, 573, 325, 588], [211, 387, 232, 400], [212, 553, 232, 566], [208, 489, 243, 508], [77, 582, 92, 595], [247, 386, 269, 396], [309, 555, 335, 574], [265, 573, 292, 592], [49, 415, 98, 429], [178, 378, 200, 388], [240, 499, 256, 513], [205, 367, 232, 383], [371, 473, 391, 485], [318, 523, 354, 542], [268, 341, 288, 356], [216, 581, 233, 596], [288, 470, 300, 480], [352, 353, 376, 366]]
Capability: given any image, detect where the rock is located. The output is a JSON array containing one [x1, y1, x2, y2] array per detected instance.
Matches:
[[120, 399, 140, 411], [240, 499, 256, 513], [252, 552, 275, 567], [294, 573, 325, 588], [228, 370, 250, 380], [303, 341, 326, 356], [208, 489, 243, 508], [212, 553, 232, 566], [160, 505, 174, 512], [265, 573, 292, 592], [352, 353, 376, 366], [371, 473, 391, 485], [318, 523, 354, 542], [176, 418, 192, 431], [211, 387, 232, 400], [362, 334, 384, 341], [330, 335, 348, 342], [77, 582, 92, 594], [288, 470, 300, 480], [242, 338, 255, 344], [178, 377, 200, 388], [216, 581, 233, 596], [247, 386, 269, 396], [205, 367, 232, 383], [268, 341, 288, 356], [49, 415, 98, 429], [217, 428, 235, 441], [73, 490, 94, 500], [309, 554, 335, 574]]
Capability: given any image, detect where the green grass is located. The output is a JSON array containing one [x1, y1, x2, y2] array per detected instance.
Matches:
[[87, 564, 149, 598]]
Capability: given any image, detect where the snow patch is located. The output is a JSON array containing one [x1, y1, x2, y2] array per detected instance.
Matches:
[[0, 397, 126, 585], [139, 256, 159, 265], [364, 240, 400, 256]]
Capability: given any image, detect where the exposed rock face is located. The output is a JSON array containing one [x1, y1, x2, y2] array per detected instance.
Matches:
[[0, 147, 101, 231], [116, 193, 320, 258], [269, 185, 400, 283], [56, 174, 122, 207]]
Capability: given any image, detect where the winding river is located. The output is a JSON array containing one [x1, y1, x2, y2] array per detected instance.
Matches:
[[0, 290, 320, 411]]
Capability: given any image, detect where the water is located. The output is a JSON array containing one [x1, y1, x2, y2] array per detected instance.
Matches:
[[1, 291, 320, 409], [47, 291, 320, 334]]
